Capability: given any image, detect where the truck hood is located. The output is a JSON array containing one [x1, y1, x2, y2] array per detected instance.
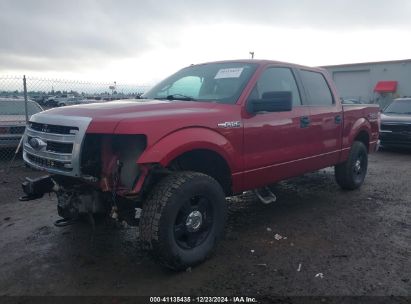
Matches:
[[40, 99, 197, 118], [381, 113, 411, 124], [34, 99, 223, 134]]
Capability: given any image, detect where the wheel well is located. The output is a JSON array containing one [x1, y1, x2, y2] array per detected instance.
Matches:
[[168, 149, 232, 196], [354, 131, 370, 151]]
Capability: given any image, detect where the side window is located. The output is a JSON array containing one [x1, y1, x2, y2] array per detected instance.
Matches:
[[300, 70, 333, 106], [249, 68, 301, 106]]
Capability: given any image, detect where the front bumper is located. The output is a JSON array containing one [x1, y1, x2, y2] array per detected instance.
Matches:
[[379, 131, 411, 147]]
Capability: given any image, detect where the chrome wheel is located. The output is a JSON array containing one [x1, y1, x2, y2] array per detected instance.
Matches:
[[186, 210, 203, 232], [353, 159, 362, 174], [352, 149, 367, 184]]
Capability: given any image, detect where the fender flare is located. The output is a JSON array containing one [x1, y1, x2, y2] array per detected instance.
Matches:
[[343, 118, 372, 157], [349, 118, 371, 144], [137, 127, 237, 172]]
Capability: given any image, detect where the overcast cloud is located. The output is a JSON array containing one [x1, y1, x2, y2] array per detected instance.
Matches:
[[1, 0, 411, 83]]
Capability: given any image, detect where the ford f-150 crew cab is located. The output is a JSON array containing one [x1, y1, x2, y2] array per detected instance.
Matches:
[[21, 60, 380, 270]]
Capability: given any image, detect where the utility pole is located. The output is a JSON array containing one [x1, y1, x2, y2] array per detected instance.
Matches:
[[23, 75, 29, 124], [249, 51, 255, 59]]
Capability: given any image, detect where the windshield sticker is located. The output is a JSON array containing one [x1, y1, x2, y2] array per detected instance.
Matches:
[[214, 68, 244, 79]]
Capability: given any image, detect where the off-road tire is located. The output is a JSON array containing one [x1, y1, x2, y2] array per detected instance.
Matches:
[[335, 141, 368, 190], [140, 171, 226, 270]]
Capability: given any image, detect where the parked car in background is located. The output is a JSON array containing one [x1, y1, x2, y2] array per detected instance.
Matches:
[[380, 98, 411, 148], [45, 94, 80, 107], [0, 98, 43, 148], [30, 95, 48, 106], [44, 96, 58, 107]]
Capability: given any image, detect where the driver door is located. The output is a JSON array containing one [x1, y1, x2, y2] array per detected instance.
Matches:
[[242, 67, 312, 189]]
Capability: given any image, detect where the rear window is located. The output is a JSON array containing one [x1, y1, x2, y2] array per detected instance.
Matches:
[[300, 70, 333, 106]]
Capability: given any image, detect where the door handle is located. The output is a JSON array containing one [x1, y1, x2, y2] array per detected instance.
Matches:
[[335, 115, 342, 124], [300, 116, 310, 128]]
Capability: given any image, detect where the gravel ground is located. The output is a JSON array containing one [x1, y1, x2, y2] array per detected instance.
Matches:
[[0, 149, 410, 299]]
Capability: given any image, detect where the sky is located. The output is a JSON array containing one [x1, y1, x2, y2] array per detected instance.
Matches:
[[1, 0, 411, 85]]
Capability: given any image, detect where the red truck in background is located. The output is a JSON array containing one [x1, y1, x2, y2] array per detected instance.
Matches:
[[21, 60, 380, 270]]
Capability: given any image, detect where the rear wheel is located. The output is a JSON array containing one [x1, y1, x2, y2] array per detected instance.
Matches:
[[335, 141, 368, 190], [140, 171, 226, 270]]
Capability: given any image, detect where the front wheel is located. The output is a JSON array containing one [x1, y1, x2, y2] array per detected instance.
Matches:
[[335, 141, 368, 190], [140, 171, 226, 270]]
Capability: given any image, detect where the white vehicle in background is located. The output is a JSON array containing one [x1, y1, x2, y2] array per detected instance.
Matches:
[[0, 98, 43, 148], [45, 94, 81, 107]]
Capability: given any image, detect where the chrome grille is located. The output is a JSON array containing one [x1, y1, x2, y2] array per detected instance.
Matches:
[[46, 141, 73, 154], [27, 136, 74, 154], [27, 153, 72, 172], [23, 114, 91, 177], [29, 122, 78, 135]]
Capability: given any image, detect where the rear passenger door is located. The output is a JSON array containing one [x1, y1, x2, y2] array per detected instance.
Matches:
[[298, 69, 343, 167]]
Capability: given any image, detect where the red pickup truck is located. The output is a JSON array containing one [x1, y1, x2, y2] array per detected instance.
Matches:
[[21, 60, 380, 270]]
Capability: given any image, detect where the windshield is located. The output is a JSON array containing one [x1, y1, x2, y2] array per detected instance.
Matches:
[[384, 99, 411, 114], [0, 100, 42, 115], [143, 62, 258, 104]]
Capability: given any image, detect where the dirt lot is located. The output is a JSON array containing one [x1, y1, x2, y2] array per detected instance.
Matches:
[[0, 150, 410, 299]]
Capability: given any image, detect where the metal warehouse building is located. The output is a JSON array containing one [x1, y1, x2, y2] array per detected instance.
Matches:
[[322, 59, 411, 108]]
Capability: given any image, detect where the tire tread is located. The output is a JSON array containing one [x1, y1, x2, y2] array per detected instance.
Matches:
[[140, 171, 224, 270], [335, 141, 368, 190]]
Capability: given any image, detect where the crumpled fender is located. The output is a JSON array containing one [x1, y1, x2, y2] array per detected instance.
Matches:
[[137, 127, 237, 172]]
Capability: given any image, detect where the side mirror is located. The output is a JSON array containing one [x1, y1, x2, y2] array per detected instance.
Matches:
[[249, 91, 292, 113]]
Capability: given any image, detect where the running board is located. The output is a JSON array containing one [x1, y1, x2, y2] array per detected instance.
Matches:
[[253, 187, 277, 204]]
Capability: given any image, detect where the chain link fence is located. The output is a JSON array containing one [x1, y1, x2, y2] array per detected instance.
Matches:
[[0, 75, 151, 184]]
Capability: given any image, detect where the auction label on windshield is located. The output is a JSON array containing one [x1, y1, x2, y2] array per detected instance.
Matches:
[[214, 68, 244, 79]]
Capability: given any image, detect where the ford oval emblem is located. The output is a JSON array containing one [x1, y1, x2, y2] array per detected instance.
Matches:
[[29, 137, 47, 151]]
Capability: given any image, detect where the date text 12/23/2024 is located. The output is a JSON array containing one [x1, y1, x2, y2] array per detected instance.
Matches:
[[149, 296, 257, 303]]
